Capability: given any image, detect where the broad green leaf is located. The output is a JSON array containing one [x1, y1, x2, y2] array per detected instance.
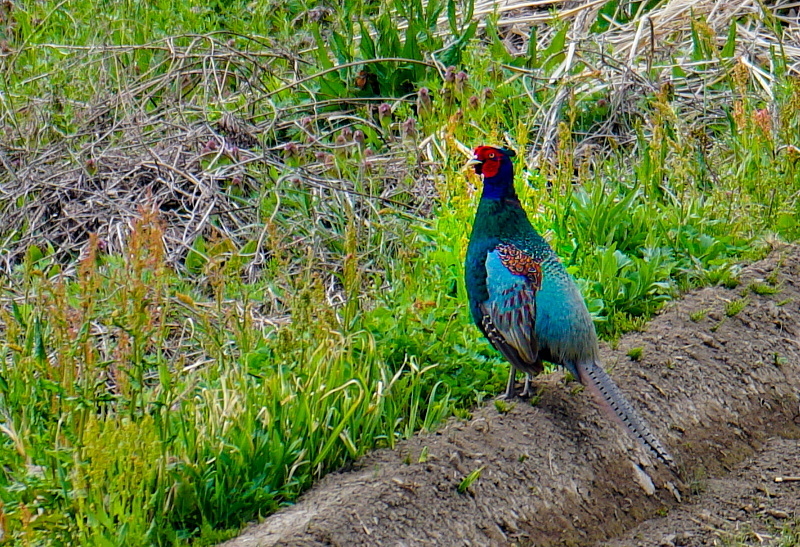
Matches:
[[360, 22, 376, 60], [403, 25, 422, 61], [542, 24, 568, 72], [185, 235, 207, 274], [447, 0, 458, 36], [311, 25, 334, 70], [26, 244, 43, 265], [440, 20, 478, 67], [527, 26, 538, 68], [464, 0, 474, 25], [721, 19, 737, 58], [331, 30, 351, 65]]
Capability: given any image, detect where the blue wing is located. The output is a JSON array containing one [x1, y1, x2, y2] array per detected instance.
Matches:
[[478, 244, 542, 373]]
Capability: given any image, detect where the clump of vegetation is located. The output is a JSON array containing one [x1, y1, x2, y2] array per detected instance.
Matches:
[[0, 0, 798, 543], [457, 465, 485, 494], [725, 297, 750, 317], [749, 281, 781, 295], [626, 347, 644, 361], [494, 398, 514, 414], [689, 309, 710, 322]]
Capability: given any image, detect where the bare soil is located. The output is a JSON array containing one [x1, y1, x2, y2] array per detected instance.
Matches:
[[222, 246, 800, 547]]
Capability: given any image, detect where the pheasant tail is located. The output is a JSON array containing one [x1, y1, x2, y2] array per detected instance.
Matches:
[[576, 360, 675, 468]]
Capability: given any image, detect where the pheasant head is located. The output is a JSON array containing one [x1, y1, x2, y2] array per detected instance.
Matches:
[[468, 146, 517, 199]]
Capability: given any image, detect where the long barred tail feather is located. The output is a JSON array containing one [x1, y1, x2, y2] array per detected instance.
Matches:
[[577, 360, 675, 469]]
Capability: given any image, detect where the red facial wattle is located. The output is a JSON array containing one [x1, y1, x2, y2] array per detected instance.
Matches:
[[480, 158, 500, 178], [472, 146, 504, 178]]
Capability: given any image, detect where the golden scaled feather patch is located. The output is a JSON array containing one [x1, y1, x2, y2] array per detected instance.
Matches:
[[496, 244, 543, 288]]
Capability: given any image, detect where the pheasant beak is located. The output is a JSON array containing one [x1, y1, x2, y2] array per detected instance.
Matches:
[[465, 158, 483, 175]]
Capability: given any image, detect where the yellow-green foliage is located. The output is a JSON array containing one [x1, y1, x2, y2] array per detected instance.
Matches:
[[0, 0, 799, 544], [74, 416, 162, 543]]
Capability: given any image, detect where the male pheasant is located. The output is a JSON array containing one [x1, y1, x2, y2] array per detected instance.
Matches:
[[464, 145, 674, 467]]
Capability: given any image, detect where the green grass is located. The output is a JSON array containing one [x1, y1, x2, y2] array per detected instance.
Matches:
[[689, 309, 709, 322], [725, 297, 750, 317], [457, 465, 484, 494], [626, 347, 644, 361], [749, 281, 781, 295], [0, 0, 799, 544]]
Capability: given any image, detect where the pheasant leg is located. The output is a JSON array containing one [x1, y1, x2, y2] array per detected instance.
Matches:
[[503, 366, 517, 399], [519, 373, 533, 398]]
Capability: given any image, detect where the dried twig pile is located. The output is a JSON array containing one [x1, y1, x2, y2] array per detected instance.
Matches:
[[474, 0, 797, 166], [0, 0, 796, 274], [0, 38, 431, 275]]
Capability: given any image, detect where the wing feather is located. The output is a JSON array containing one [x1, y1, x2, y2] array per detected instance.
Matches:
[[479, 244, 543, 370]]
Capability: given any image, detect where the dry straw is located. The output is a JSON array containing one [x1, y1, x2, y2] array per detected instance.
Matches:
[[0, 0, 795, 274]]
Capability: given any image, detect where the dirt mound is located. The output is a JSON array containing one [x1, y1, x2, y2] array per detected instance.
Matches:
[[222, 246, 800, 547]]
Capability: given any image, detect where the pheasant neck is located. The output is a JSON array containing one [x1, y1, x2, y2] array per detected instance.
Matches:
[[480, 161, 517, 200]]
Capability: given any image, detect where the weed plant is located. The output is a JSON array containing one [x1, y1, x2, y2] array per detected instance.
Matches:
[[0, 0, 799, 544]]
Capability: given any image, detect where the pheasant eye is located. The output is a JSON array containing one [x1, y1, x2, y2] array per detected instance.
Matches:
[[488, 153, 495, 159]]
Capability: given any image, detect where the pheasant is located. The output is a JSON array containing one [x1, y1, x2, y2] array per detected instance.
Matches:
[[464, 145, 674, 467]]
